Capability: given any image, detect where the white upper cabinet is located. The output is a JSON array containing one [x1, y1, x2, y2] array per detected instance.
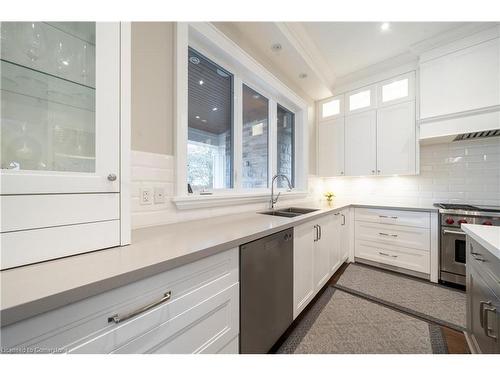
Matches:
[[346, 85, 376, 114], [0, 22, 127, 269], [318, 117, 345, 176], [420, 31, 500, 120], [345, 109, 377, 176], [377, 101, 416, 175], [1, 22, 121, 194]]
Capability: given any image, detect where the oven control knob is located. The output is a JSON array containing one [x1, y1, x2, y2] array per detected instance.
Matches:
[[458, 219, 468, 225], [483, 220, 493, 226], [445, 218, 455, 225]]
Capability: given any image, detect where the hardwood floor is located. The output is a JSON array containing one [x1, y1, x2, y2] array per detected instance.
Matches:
[[271, 261, 470, 354]]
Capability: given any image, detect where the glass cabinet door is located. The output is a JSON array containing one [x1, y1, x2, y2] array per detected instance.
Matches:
[[0, 22, 120, 194]]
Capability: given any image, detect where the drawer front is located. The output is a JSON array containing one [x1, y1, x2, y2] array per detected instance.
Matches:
[[355, 221, 430, 251], [355, 240, 430, 274], [355, 208, 430, 228], [2, 248, 238, 352], [467, 238, 500, 297], [71, 283, 239, 354]]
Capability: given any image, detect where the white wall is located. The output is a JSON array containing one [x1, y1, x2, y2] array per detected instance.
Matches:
[[316, 137, 500, 207]]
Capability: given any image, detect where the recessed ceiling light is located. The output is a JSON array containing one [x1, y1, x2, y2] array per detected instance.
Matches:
[[271, 43, 282, 52], [299, 73, 308, 79], [199, 80, 204, 85], [189, 56, 200, 64], [212, 107, 218, 111], [195, 115, 200, 119], [380, 22, 391, 32]]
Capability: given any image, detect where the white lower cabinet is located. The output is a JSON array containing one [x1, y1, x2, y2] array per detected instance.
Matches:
[[354, 208, 432, 277], [1, 248, 239, 354], [293, 213, 345, 319]]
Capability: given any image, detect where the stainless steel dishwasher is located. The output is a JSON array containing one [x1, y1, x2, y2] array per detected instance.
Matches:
[[240, 228, 293, 354]]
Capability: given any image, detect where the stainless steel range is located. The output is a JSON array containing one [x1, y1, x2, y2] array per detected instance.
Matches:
[[435, 203, 500, 286]]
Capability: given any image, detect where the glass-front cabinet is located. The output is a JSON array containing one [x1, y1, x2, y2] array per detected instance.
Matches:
[[0, 22, 124, 269]]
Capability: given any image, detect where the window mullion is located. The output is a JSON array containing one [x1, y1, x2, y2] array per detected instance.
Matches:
[[269, 99, 278, 189], [233, 76, 243, 190]]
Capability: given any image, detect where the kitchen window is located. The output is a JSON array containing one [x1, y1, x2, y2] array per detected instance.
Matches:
[[242, 84, 269, 188], [187, 48, 233, 191], [174, 24, 308, 208], [277, 104, 295, 188]]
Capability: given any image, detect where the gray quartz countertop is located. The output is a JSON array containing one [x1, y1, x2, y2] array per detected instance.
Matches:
[[0, 202, 438, 326], [462, 224, 500, 260]]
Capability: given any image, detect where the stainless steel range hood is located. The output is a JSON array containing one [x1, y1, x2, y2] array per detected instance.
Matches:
[[453, 129, 500, 141]]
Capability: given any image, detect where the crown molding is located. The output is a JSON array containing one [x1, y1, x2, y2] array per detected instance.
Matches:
[[275, 22, 335, 96]]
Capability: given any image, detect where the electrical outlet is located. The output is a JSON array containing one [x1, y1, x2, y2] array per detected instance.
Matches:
[[140, 188, 153, 205], [154, 187, 165, 204]]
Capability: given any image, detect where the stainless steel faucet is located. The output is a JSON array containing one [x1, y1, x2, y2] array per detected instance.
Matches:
[[270, 174, 293, 209]]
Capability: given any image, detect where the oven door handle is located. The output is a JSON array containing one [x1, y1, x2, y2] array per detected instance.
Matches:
[[443, 229, 466, 236]]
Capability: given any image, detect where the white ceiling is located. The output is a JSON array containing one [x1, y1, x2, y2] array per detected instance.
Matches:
[[301, 22, 464, 79], [213, 22, 491, 101]]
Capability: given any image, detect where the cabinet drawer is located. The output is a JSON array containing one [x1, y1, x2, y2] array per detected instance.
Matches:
[[71, 283, 239, 353], [467, 238, 500, 297], [355, 221, 430, 251], [355, 240, 430, 274], [1, 248, 238, 352], [355, 208, 430, 228]]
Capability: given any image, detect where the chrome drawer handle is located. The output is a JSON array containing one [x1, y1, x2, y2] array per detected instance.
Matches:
[[483, 304, 498, 341], [379, 215, 398, 219], [378, 232, 398, 237], [471, 253, 485, 262], [108, 291, 172, 324], [443, 229, 466, 236], [379, 251, 398, 258], [479, 301, 488, 328]]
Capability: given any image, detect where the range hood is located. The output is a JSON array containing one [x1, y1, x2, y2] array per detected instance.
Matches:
[[419, 108, 500, 145]]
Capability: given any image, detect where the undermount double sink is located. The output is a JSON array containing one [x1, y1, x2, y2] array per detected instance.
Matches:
[[260, 207, 319, 218]]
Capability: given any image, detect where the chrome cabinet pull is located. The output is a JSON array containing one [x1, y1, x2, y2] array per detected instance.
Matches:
[[319, 225, 322, 240], [379, 215, 398, 219], [313, 225, 318, 242], [479, 301, 488, 327], [443, 229, 466, 236], [379, 251, 398, 258], [483, 303, 498, 341], [108, 291, 172, 324], [341, 214, 346, 226], [378, 232, 398, 237], [471, 252, 485, 262], [107, 173, 117, 181]]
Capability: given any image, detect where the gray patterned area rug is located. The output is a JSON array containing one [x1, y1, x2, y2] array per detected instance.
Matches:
[[277, 288, 448, 354], [335, 263, 466, 331]]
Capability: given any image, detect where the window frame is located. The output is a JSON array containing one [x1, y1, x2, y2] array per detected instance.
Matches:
[[173, 23, 309, 208], [346, 84, 377, 114]]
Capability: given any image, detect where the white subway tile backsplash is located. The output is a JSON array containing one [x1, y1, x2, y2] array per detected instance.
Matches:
[[321, 137, 500, 207]]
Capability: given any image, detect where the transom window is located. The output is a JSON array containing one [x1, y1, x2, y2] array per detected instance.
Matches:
[[382, 78, 409, 102], [321, 99, 340, 118], [349, 89, 371, 111]]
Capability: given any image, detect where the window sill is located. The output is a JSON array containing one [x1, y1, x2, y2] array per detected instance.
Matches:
[[172, 190, 309, 210]]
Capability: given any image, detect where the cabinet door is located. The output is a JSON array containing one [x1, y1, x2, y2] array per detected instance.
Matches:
[[330, 213, 342, 274], [1, 22, 120, 194], [314, 216, 334, 292], [340, 209, 350, 261], [468, 265, 499, 354], [345, 110, 377, 176], [293, 222, 315, 319], [376, 101, 416, 175], [318, 117, 345, 177], [420, 37, 500, 119]]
